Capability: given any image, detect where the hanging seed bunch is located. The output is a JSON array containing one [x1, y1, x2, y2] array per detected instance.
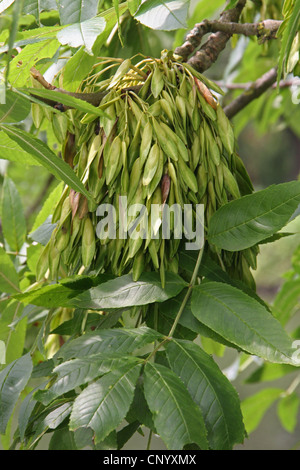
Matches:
[[37, 50, 258, 288]]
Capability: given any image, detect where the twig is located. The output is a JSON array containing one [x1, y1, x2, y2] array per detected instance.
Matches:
[[30, 67, 107, 109], [30, 67, 141, 110], [5, 252, 27, 257], [30, 68, 56, 91], [175, 0, 247, 72], [223, 67, 278, 119], [146, 430, 153, 450], [215, 77, 300, 91], [29, 2, 249, 108], [185, 19, 281, 44], [176, 18, 281, 62]]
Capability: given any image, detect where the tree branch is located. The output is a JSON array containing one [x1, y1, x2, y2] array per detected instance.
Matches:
[[215, 77, 300, 91], [193, 18, 281, 41], [30, 68, 107, 110], [30, 67, 142, 110], [29, 1, 281, 122], [223, 67, 278, 119], [175, 18, 281, 63], [175, 0, 248, 72]]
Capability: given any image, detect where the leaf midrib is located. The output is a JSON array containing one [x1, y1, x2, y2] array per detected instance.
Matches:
[[0, 269, 20, 292]]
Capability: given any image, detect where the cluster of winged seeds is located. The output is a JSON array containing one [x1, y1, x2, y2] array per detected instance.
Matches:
[[37, 51, 258, 288]]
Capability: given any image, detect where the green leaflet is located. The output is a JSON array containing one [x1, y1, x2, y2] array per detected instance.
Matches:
[[207, 181, 300, 251], [69, 363, 142, 444], [19, 87, 109, 118], [55, 326, 163, 361], [69, 272, 187, 310], [191, 282, 299, 365], [30, 182, 64, 233], [159, 290, 237, 348], [1, 125, 95, 203], [277, 393, 300, 433], [143, 362, 208, 450], [1, 177, 26, 252], [0, 246, 20, 294], [8, 39, 60, 87], [49, 355, 142, 400], [0, 341, 5, 365], [0, 130, 42, 166], [14, 273, 113, 308], [57, 17, 107, 54], [277, 0, 300, 82], [62, 47, 96, 92], [166, 339, 245, 449], [134, 0, 189, 31], [273, 277, 300, 326], [0, 90, 30, 123], [0, 353, 33, 434], [241, 388, 283, 434], [56, 0, 99, 25]]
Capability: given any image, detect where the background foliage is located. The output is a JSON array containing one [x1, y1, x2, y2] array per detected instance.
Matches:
[[0, 0, 300, 450]]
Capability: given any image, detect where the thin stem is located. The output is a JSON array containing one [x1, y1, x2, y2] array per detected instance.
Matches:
[[285, 374, 300, 396], [216, 251, 226, 272], [223, 67, 278, 119], [146, 337, 170, 361], [30, 67, 56, 90], [85, 63, 120, 86], [154, 303, 158, 332], [144, 244, 205, 364], [6, 302, 22, 347], [130, 64, 148, 80], [134, 308, 143, 328], [238, 356, 255, 373], [30, 307, 56, 355], [146, 430, 153, 450], [215, 77, 300, 91], [30, 66, 143, 110], [81, 310, 89, 335], [168, 244, 205, 338], [5, 251, 27, 258], [176, 0, 247, 71], [0, 272, 22, 293]]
